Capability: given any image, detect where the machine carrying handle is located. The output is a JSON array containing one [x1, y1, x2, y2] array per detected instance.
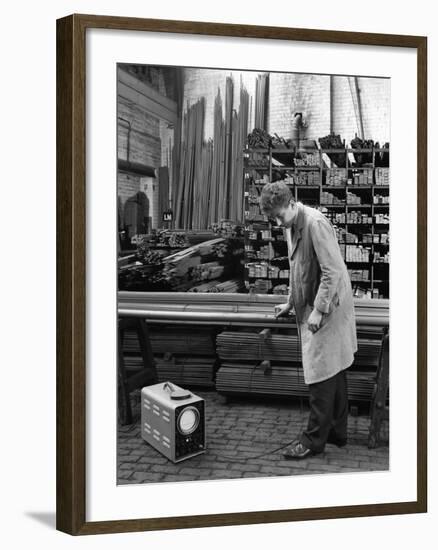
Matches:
[[163, 381, 176, 393], [163, 381, 192, 400]]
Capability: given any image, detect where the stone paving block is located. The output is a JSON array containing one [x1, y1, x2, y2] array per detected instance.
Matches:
[[118, 390, 389, 484], [137, 456, 169, 465], [117, 448, 133, 456], [270, 459, 309, 470], [260, 464, 301, 476], [117, 455, 141, 464], [209, 468, 235, 479], [117, 470, 135, 480], [307, 463, 349, 472], [327, 458, 360, 468], [119, 463, 139, 471], [130, 447, 153, 456], [234, 444, 266, 453], [230, 463, 261, 473], [130, 472, 164, 483], [358, 461, 388, 470], [118, 441, 143, 449], [150, 464, 184, 475], [160, 475, 200, 482], [179, 467, 212, 477], [202, 455, 227, 464], [209, 470, 243, 479]]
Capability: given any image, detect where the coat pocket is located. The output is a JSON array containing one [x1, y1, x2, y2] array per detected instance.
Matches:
[[318, 293, 340, 329]]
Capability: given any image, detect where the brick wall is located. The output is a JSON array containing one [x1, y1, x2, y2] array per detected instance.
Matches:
[[182, 69, 390, 145], [269, 73, 331, 141], [332, 76, 390, 145], [117, 67, 174, 233]]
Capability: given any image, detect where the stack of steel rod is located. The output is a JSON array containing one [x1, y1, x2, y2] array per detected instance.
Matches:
[[123, 355, 215, 388], [216, 331, 382, 369], [217, 331, 301, 362], [215, 363, 377, 401], [208, 89, 224, 226], [121, 325, 216, 388], [187, 280, 222, 292], [254, 73, 269, 131], [229, 82, 249, 223], [155, 356, 215, 387], [119, 294, 388, 399], [174, 98, 206, 229], [123, 326, 215, 355], [222, 77, 234, 220], [119, 236, 244, 293], [188, 278, 244, 293], [118, 291, 389, 328], [159, 237, 225, 289], [173, 77, 250, 229], [209, 279, 244, 293], [216, 363, 306, 396], [215, 329, 384, 400]]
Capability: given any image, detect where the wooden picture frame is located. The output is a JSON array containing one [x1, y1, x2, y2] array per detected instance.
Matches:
[[56, 13, 427, 535]]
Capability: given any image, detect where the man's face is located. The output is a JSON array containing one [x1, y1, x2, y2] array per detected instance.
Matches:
[[272, 201, 295, 227]]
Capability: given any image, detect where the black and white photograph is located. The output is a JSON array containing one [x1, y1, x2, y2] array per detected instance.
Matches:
[[116, 64, 390, 485]]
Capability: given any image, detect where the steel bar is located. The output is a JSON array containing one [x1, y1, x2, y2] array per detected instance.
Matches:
[[118, 292, 389, 326]]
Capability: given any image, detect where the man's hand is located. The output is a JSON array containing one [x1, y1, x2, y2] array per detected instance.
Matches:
[[275, 302, 294, 319], [307, 308, 323, 333]]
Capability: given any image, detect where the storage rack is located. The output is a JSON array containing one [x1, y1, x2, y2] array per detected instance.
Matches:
[[243, 146, 390, 299]]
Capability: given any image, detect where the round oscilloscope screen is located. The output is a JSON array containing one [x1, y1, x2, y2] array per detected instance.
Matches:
[[177, 406, 200, 435]]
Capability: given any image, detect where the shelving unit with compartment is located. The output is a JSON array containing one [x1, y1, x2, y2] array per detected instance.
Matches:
[[243, 146, 390, 299]]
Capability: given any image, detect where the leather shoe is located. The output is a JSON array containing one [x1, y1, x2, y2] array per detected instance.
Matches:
[[327, 436, 347, 448], [283, 441, 317, 460]]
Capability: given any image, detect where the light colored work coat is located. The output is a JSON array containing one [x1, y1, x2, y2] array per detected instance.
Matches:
[[284, 201, 358, 385]]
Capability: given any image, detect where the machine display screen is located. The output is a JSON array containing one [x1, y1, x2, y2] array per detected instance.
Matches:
[[177, 407, 199, 435]]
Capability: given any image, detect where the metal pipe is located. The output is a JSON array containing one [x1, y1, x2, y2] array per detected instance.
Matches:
[[348, 77, 365, 140], [329, 75, 334, 133], [118, 308, 294, 324], [117, 307, 388, 327], [291, 112, 303, 148], [354, 76, 365, 140], [118, 290, 389, 309], [117, 159, 156, 177]]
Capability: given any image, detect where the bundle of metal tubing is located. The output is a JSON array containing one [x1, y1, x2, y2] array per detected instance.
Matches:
[[122, 325, 217, 388], [216, 331, 382, 369], [123, 326, 216, 356], [215, 364, 377, 401], [118, 291, 389, 328], [123, 356, 215, 388], [174, 77, 250, 229]]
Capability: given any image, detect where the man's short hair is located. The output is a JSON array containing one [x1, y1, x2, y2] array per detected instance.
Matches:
[[259, 181, 294, 217]]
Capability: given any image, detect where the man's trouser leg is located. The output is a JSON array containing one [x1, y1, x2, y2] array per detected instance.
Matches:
[[328, 369, 348, 443], [299, 370, 348, 453]]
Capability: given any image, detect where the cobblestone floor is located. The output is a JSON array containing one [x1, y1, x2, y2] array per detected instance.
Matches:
[[117, 390, 389, 485]]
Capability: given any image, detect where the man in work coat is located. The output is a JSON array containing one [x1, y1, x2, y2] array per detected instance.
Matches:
[[260, 182, 358, 459]]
